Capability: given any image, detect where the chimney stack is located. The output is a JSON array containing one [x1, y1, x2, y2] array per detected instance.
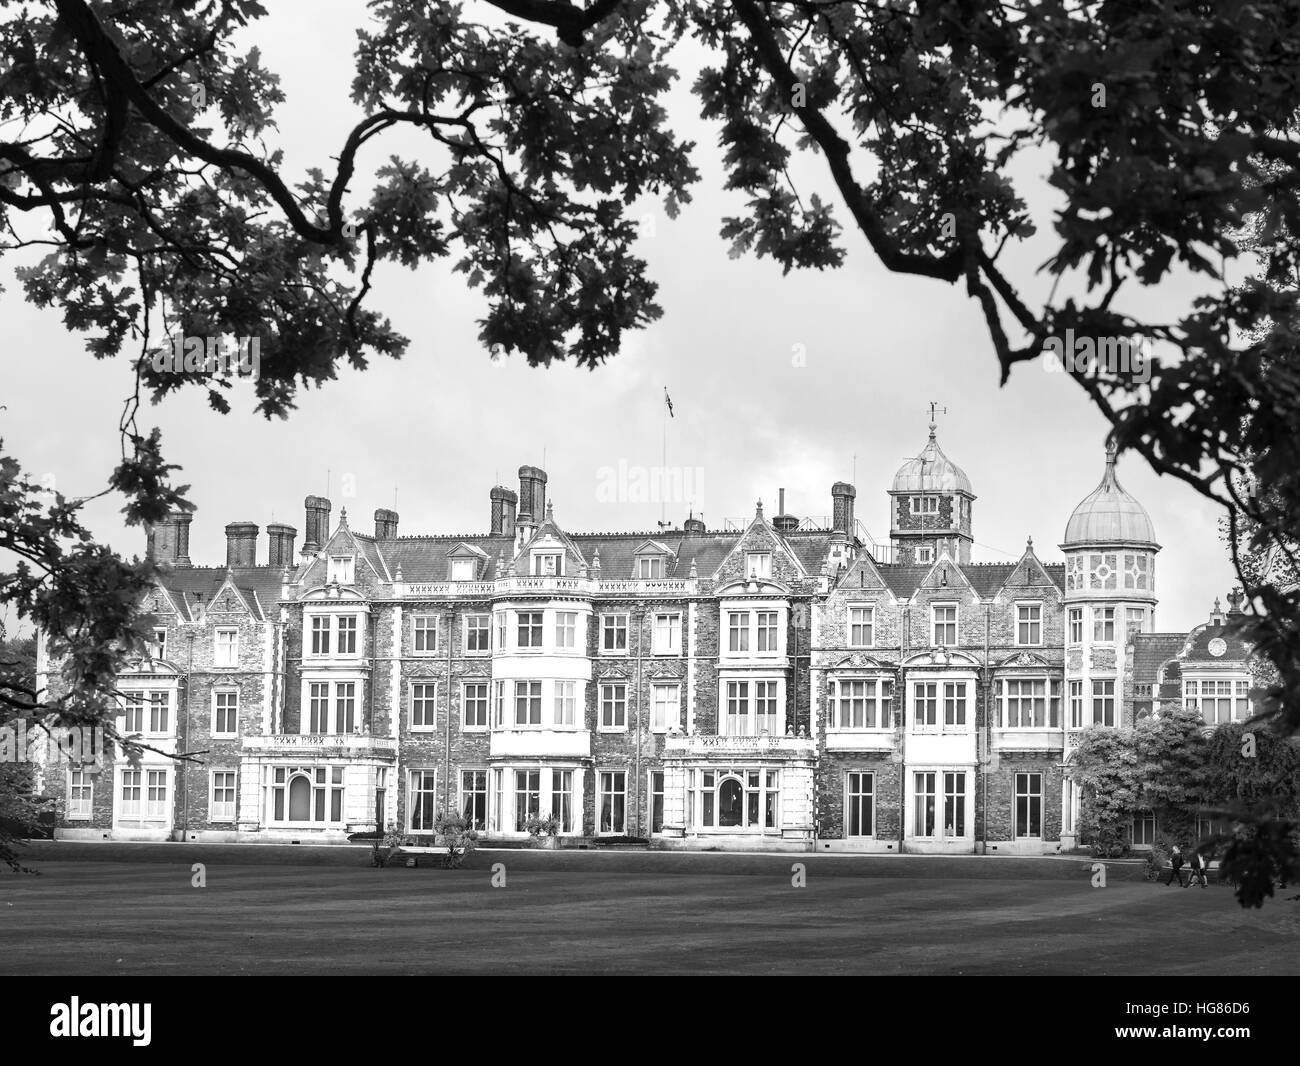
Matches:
[[832, 482, 857, 534], [302, 495, 331, 558], [267, 523, 297, 567], [225, 522, 259, 567], [774, 488, 799, 534], [490, 486, 518, 535], [517, 465, 548, 526], [374, 508, 399, 539], [683, 515, 706, 535], [146, 510, 193, 567]]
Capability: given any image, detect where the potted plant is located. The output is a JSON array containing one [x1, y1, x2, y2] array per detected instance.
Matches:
[[524, 813, 562, 848]]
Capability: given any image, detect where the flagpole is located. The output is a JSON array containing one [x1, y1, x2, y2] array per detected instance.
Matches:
[[661, 387, 667, 527]]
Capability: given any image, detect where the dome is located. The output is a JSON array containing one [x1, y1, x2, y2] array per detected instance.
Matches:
[[891, 424, 973, 495], [1063, 442, 1158, 547]]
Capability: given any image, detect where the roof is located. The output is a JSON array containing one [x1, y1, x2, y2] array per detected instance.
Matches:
[[868, 561, 1065, 600], [1063, 444, 1157, 547], [1132, 633, 1188, 685], [891, 424, 973, 495], [154, 566, 288, 621]]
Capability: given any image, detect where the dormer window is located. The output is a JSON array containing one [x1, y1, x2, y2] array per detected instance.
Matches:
[[917, 546, 935, 564], [149, 628, 167, 661], [328, 556, 355, 585], [451, 558, 477, 582], [911, 496, 939, 514], [532, 552, 563, 577], [745, 552, 771, 579], [637, 555, 666, 580]]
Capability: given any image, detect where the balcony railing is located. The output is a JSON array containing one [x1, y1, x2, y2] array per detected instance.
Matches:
[[400, 576, 696, 599], [242, 733, 398, 756], [664, 734, 815, 758]]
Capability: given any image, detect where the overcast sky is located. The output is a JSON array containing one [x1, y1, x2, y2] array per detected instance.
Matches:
[[0, 1, 1237, 635]]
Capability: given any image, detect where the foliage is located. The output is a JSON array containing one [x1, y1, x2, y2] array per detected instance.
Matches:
[[2, 0, 1300, 898], [371, 826, 412, 868], [433, 810, 478, 869], [1, 633, 40, 871], [524, 813, 561, 837]]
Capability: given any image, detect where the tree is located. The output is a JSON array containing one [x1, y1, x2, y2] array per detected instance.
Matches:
[[2, 0, 1299, 900], [1, 630, 40, 870]]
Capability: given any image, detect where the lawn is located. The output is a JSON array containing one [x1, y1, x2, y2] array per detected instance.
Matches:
[[2, 851, 1296, 975]]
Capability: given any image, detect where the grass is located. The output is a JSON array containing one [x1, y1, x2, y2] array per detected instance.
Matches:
[[2, 848, 1297, 975]]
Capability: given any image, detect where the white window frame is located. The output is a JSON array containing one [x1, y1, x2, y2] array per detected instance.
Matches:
[[1015, 602, 1043, 647], [831, 677, 894, 731], [601, 613, 629, 655], [1014, 772, 1043, 839], [407, 769, 438, 833], [327, 556, 355, 585], [412, 614, 439, 655], [650, 683, 681, 732], [911, 495, 939, 514], [555, 610, 578, 650], [554, 680, 578, 726], [410, 682, 438, 732], [1067, 607, 1084, 645], [745, 552, 772, 579], [916, 546, 935, 564], [846, 771, 874, 838], [997, 677, 1061, 729], [461, 682, 488, 731], [214, 627, 239, 667], [210, 769, 238, 823], [532, 552, 563, 577], [464, 613, 490, 654], [599, 682, 628, 732], [652, 612, 682, 655], [450, 557, 477, 582], [460, 769, 488, 832], [514, 680, 543, 726], [517, 610, 544, 651], [598, 770, 627, 834], [1068, 680, 1084, 729], [847, 605, 875, 649], [1184, 676, 1250, 725], [1092, 606, 1116, 643], [931, 603, 958, 647], [720, 678, 782, 736], [1091, 679, 1116, 727], [911, 768, 969, 840], [68, 769, 93, 819], [637, 555, 666, 579], [212, 689, 239, 737]]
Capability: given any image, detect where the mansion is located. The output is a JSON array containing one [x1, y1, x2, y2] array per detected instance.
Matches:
[[33, 428, 1255, 852]]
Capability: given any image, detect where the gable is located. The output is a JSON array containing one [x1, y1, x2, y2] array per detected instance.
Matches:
[[712, 509, 807, 582]]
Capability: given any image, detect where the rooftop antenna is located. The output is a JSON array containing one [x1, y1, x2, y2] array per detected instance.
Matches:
[[326, 468, 331, 499]]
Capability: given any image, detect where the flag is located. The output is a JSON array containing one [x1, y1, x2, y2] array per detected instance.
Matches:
[[664, 387, 674, 418]]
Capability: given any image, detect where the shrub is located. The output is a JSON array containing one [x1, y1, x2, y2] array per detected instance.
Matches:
[[433, 810, 479, 869]]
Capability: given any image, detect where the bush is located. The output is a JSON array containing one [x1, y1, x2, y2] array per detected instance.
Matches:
[[433, 810, 479, 869], [523, 813, 560, 837]]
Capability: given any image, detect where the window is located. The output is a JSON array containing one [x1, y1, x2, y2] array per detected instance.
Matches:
[[413, 615, 438, 654], [650, 771, 664, 834], [745, 552, 771, 579], [462, 683, 488, 730], [461, 770, 487, 831], [727, 612, 749, 653], [911, 495, 939, 514], [756, 611, 779, 653], [999, 679, 1060, 728], [1016, 604, 1042, 646], [1068, 608, 1084, 645], [68, 770, 93, 819], [917, 546, 935, 564], [465, 614, 490, 653], [846, 772, 873, 837], [1088, 553, 1118, 591], [1126, 607, 1146, 634], [214, 628, 238, 667], [600, 683, 627, 731], [1132, 811, 1157, 847], [848, 606, 875, 648], [121, 692, 144, 734], [834, 678, 894, 729], [914, 682, 938, 728], [931, 605, 957, 647], [754, 681, 778, 734], [514, 681, 542, 726], [1069, 681, 1084, 729], [1015, 773, 1042, 838], [601, 614, 628, 653], [944, 772, 966, 837], [121, 769, 168, 821], [914, 772, 937, 836], [552, 769, 575, 833], [149, 627, 167, 661], [723, 679, 781, 736], [532, 552, 562, 576], [495, 613, 507, 652], [555, 611, 577, 649], [408, 770, 437, 832], [327, 556, 355, 585], [493, 680, 506, 727], [698, 768, 780, 829], [1093, 606, 1115, 643], [514, 770, 541, 830], [308, 682, 329, 733], [410, 683, 437, 731], [336, 682, 356, 734], [942, 682, 967, 727], [517, 611, 543, 649], [554, 680, 577, 726], [651, 684, 680, 731], [652, 613, 681, 655], [599, 771, 626, 833], [211, 771, 237, 822], [1185, 678, 1250, 725], [1123, 553, 1150, 590], [637, 555, 665, 579], [336, 616, 357, 655], [310, 615, 330, 655], [725, 680, 749, 736], [451, 558, 477, 581], [1092, 679, 1116, 727], [213, 691, 239, 736]]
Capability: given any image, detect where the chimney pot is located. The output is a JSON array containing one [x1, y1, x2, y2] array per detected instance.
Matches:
[[224, 522, 259, 568], [490, 485, 519, 535], [374, 508, 399, 539], [266, 523, 297, 568]]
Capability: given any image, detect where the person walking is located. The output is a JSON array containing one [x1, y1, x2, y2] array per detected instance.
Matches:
[[1165, 844, 1185, 886], [1187, 847, 1208, 888]]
